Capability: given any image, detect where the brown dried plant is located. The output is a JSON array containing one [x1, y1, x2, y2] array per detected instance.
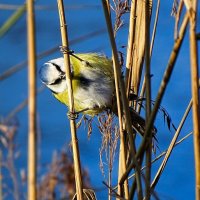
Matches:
[[0, 116, 91, 200], [0, 118, 21, 200], [98, 111, 119, 198], [110, 0, 130, 34], [38, 150, 91, 200]]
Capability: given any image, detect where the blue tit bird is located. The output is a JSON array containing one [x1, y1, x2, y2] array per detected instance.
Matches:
[[39, 53, 155, 135]]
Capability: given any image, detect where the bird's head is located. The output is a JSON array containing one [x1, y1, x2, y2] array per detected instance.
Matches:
[[39, 57, 67, 93]]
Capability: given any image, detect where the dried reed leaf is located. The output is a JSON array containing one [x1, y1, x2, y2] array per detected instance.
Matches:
[[130, 0, 152, 95]]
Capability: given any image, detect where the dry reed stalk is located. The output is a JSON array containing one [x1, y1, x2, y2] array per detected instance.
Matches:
[[101, 1, 143, 199], [183, 0, 193, 10], [103, 1, 129, 198], [125, 0, 136, 95], [150, 99, 193, 194], [103, 2, 128, 199], [117, 134, 129, 199], [129, 0, 152, 96], [27, 0, 37, 199], [117, 117, 129, 199], [188, 2, 200, 198], [125, 0, 152, 198], [149, 0, 160, 57], [104, 1, 129, 199], [117, 84, 129, 198], [144, 0, 152, 198], [137, 0, 160, 114], [57, 0, 83, 199], [136, 12, 189, 159]]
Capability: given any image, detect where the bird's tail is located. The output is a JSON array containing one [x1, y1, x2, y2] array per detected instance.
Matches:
[[129, 107, 157, 137]]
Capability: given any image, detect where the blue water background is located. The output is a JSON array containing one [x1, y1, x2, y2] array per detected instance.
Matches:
[[0, 0, 200, 199]]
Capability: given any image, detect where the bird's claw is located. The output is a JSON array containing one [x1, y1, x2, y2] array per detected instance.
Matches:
[[59, 46, 74, 55], [67, 111, 79, 120]]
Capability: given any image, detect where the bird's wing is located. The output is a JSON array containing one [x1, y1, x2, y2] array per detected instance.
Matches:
[[70, 53, 114, 79]]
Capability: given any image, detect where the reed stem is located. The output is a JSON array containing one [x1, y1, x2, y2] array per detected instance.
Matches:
[[27, 0, 37, 199], [189, 4, 200, 199], [57, 1, 83, 199], [101, 1, 143, 199], [103, 1, 129, 198], [144, 0, 152, 198]]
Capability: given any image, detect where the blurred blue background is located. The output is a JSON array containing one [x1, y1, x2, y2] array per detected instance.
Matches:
[[0, 0, 199, 199]]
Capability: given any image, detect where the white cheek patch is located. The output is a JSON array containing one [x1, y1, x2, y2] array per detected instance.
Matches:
[[42, 63, 61, 84]]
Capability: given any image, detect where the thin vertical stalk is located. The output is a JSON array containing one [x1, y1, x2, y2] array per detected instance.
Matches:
[[27, 0, 37, 199], [189, 3, 200, 199], [144, 0, 152, 198], [102, 0, 134, 166], [149, 0, 160, 57], [101, 1, 143, 199], [57, 1, 83, 200], [105, 1, 129, 199]]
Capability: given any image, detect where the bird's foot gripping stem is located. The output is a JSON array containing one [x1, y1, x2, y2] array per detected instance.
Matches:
[[67, 108, 91, 120], [67, 111, 79, 120], [59, 46, 74, 55]]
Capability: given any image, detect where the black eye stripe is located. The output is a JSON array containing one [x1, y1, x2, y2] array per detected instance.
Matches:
[[50, 62, 64, 73], [47, 62, 66, 86]]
